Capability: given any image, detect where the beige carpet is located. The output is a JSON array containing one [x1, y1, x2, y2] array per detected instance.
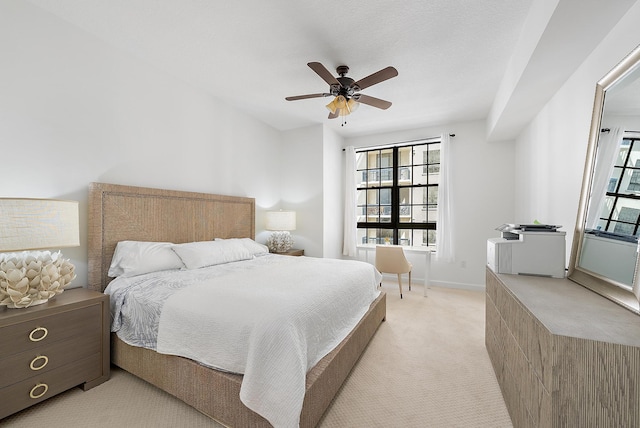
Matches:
[[2, 283, 513, 428]]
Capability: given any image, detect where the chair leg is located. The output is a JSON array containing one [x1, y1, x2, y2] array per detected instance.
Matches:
[[409, 271, 412, 291], [397, 274, 403, 299]]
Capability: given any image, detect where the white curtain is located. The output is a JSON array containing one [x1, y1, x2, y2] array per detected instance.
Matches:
[[436, 133, 454, 262], [343, 146, 357, 256], [586, 127, 624, 230]]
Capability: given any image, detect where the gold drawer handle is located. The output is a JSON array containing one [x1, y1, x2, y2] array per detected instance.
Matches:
[[29, 327, 48, 342], [29, 383, 48, 399], [30, 355, 49, 371]]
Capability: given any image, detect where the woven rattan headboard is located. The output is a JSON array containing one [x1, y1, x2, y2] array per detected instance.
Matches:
[[87, 182, 255, 291]]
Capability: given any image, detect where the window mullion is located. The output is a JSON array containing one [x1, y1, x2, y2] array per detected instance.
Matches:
[[615, 139, 633, 194], [391, 147, 399, 244]]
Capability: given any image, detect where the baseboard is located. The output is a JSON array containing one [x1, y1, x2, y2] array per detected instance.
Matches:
[[429, 280, 484, 291], [379, 274, 484, 292]]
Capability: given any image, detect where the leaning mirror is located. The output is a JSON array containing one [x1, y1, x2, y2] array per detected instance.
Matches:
[[569, 44, 640, 314]]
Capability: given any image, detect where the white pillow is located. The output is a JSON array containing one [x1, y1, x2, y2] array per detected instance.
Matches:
[[108, 241, 184, 278], [172, 239, 252, 269], [215, 237, 269, 256]]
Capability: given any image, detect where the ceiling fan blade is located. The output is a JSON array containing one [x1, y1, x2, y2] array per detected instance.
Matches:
[[285, 93, 331, 101], [308, 62, 340, 86], [354, 66, 398, 90], [328, 109, 339, 119], [355, 94, 392, 110]]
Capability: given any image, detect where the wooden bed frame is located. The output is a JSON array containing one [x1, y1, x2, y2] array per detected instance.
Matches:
[[87, 182, 386, 427]]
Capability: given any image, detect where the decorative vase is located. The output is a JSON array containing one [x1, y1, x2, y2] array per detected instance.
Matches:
[[0, 251, 76, 309], [266, 231, 294, 253]]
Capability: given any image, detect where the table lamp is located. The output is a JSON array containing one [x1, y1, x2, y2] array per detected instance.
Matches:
[[265, 210, 296, 253], [0, 198, 79, 308]]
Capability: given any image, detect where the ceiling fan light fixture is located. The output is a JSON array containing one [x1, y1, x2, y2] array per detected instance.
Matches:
[[325, 99, 336, 114], [346, 97, 359, 114], [326, 95, 345, 114], [326, 95, 359, 116]]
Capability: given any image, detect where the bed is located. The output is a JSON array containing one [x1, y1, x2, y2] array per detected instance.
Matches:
[[87, 182, 386, 428]]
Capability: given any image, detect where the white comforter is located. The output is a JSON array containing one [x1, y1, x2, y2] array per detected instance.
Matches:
[[106, 254, 381, 428]]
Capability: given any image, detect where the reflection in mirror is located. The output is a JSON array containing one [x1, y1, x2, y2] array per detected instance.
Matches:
[[569, 44, 640, 314], [581, 130, 640, 286]]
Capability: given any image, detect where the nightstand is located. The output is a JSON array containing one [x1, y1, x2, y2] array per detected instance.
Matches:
[[0, 288, 110, 419], [273, 249, 304, 256]]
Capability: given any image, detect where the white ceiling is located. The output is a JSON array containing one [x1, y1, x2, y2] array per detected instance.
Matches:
[[25, 0, 638, 138]]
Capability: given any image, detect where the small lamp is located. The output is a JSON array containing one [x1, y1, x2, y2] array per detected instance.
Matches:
[[265, 210, 296, 253], [0, 198, 80, 308]]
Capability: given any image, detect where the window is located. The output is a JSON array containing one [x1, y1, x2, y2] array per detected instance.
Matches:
[[355, 140, 439, 247], [627, 159, 640, 192], [595, 137, 640, 237]]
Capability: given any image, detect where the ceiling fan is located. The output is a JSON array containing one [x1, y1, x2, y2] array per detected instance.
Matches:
[[285, 62, 398, 121]]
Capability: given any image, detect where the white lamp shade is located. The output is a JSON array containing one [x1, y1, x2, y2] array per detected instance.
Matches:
[[0, 198, 80, 251], [265, 211, 296, 231]]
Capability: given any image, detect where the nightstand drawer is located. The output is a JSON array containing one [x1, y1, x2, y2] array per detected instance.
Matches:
[[0, 289, 109, 419], [0, 333, 102, 389], [0, 353, 102, 419], [0, 304, 101, 359]]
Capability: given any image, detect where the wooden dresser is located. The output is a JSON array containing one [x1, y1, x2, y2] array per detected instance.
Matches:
[[0, 288, 109, 419], [485, 267, 640, 427]]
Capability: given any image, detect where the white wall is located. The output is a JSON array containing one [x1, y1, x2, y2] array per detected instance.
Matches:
[[278, 124, 346, 259], [515, 1, 640, 265], [602, 115, 640, 132], [322, 126, 345, 259], [344, 120, 515, 289], [280, 125, 324, 257], [0, 1, 283, 286]]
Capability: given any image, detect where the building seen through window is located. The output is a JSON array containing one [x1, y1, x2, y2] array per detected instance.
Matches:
[[356, 140, 439, 247], [597, 136, 640, 237]]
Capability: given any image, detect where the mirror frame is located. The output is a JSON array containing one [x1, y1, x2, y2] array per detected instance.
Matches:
[[568, 44, 640, 315]]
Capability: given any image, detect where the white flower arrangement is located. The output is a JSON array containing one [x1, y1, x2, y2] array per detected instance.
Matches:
[[0, 251, 76, 309]]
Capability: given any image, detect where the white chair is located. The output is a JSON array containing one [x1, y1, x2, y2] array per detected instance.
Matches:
[[375, 245, 412, 298]]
